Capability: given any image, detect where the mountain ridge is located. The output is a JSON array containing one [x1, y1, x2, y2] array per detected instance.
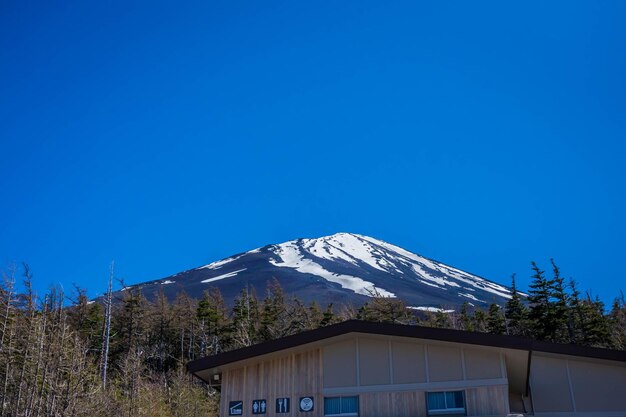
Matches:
[[119, 232, 514, 309]]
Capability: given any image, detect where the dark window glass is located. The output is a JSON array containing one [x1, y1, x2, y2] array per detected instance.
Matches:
[[324, 398, 341, 415], [341, 396, 358, 414], [426, 391, 465, 415], [324, 396, 358, 416]]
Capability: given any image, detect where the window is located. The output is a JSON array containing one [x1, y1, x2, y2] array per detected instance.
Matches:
[[426, 391, 465, 415], [324, 396, 359, 416]]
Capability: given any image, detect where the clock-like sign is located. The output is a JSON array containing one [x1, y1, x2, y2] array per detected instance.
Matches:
[[299, 397, 314, 412]]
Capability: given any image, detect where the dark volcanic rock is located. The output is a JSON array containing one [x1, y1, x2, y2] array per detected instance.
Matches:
[[118, 233, 512, 310]]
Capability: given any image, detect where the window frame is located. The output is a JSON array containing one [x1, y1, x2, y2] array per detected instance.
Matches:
[[425, 390, 466, 416], [323, 395, 359, 417]]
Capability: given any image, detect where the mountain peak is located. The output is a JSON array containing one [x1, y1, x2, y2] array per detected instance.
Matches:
[[133, 232, 513, 309]]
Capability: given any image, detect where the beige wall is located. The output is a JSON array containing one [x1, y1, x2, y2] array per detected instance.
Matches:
[[531, 353, 626, 415], [323, 339, 357, 388], [359, 338, 391, 385], [323, 335, 505, 389], [464, 348, 503, 380], [391, 341, 427, 384], [531, 355, 574, 412], [428, 345, 464, 382], [569, 357, 626, 412]]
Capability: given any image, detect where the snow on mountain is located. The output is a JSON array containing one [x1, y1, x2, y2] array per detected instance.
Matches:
[[128, 232, 515, 309], [268, 239, 395, 297]]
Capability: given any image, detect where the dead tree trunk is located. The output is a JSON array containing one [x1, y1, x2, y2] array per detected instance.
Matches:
[[99, 262, 114, 388]]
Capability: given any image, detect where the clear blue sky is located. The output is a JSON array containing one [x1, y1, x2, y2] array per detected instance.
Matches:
[[1, 1, 625, 303]]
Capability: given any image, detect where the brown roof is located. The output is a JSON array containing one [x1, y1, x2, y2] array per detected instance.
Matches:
[[187, 319, 626, 375]]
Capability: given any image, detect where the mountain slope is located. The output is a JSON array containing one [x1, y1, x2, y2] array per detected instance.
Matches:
[[124, 233, 513, 309]]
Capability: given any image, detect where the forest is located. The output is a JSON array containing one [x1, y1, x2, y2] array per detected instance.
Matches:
[[1, 259, 625, 417]]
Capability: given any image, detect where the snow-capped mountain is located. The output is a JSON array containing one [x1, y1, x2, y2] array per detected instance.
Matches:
[[126, 233, 514, 309]]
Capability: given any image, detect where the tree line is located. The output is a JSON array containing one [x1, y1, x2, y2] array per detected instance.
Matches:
[[1, 259, 625, 417]]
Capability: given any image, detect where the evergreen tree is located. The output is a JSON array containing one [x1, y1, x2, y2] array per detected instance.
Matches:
[[68, 286, 104, 354], [549, 259, 571, 343], [320, 304, 336, 327], [307, 301, 324, 328], [568, 278, 585, 344], [424, 308, 452, 329], [472, 309, 488, 333], [579, 293, 611, 347], [146, 289, 176, 372], [196, 288, 228, 355], [505, 274, 528, 337], [111, 286, 149, 365], [527, 262, 552, 340], [487, 303, 506, 335], [259, 279, 288, 341], [609, 294, 626, 350], [459, 302, 473, 331]]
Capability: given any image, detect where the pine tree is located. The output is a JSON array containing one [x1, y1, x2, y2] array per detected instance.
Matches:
[[68, 286, 103, 355], [549, 259, 570, 343], [147, 289, 176, 373], [320, 304, 336, 327], [459, 302, 473, 331], [197, 288, 228, 356], [568, 278, 585, 344], [260, 279, 288, 341], [504, 274, 528, 336], [487, 304, 506, 335], [425, 308, 452, 329], [608, 293, 626, 350], [527, 262, 552, 340], [579, 293, 611, 347], [112, 286, 149, 364], [472, 309, 488, 333], [307, 301, 324, 328]]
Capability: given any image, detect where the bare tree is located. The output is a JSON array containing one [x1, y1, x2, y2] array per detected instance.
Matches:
[[99, 262, 114, 388]]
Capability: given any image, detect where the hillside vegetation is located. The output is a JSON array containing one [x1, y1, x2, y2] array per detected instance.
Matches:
[[1, 260, 625, 417]]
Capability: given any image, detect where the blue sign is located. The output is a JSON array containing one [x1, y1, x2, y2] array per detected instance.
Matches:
[[252, 399, 267, 414], [229, 401, 243, 416], [276, 398, 290, 413], [299, 397, 314, 412]]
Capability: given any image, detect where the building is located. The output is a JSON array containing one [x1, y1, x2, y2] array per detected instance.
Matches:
[[187, 320, 626, 417]]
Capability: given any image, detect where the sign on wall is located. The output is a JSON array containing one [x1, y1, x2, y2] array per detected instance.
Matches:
[[252, 399, 267, 414], [229, 401, 243, 416], [276, 398, 290, 413], [299, 397, 314, 412]]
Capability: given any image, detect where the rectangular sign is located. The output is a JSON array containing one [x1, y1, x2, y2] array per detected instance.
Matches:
[[252, 399, 267, 414], [229, 401, 243, 416], [276, 398, 290, 413]]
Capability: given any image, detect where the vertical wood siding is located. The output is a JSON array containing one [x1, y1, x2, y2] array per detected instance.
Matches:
[[359, 391, 427, 417], [220, 349, 323, 417], [465, 384, 510, 416]]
